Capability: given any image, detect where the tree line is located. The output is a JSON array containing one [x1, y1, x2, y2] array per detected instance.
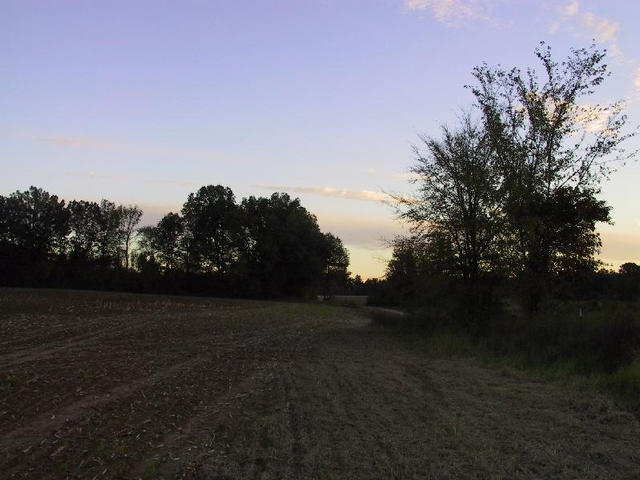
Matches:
[[0, 185, 354, 298], [375, 43, 638, 329]]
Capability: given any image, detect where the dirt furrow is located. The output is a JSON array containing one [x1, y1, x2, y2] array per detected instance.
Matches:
[[2, 289, 639, 479]]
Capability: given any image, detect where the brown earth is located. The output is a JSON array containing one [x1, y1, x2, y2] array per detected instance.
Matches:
[[1, 288, 639, 479]]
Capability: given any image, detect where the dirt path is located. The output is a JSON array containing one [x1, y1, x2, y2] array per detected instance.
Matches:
[[1, 289, 639, 479]]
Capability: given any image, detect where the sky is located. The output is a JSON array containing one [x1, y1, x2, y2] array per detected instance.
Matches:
[[2, 0, 639, 278]]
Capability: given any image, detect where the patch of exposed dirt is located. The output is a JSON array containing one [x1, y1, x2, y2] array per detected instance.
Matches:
[[1, 288, 639, 479]]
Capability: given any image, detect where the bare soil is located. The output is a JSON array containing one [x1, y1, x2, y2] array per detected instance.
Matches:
[[1, 288, 639, 479]]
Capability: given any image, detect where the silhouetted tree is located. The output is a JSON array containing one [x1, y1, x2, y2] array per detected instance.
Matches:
[[350, 274, 365, 295], [240, 193, 327, 297], [1, 187, 69, 261], [321, 232, 350, 297], [0, 187, 69, 284], [384, 236, 426, 304], [470, 42, 635, 309], [181, 185, 241, 276], [137, 213, 185, 272], [617, 262, 640, 300], [1, 184, 349, 298], [96, 199, 125, 267], [619, 262, 640, 276], [67, 200, 102, 263], [384, 233, 462, 308], [547, 187, 610, 275], [399, 116, 502, 324], [119, 205, 143, 269]]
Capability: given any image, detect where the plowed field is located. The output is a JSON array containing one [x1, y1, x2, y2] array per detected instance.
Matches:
[[1, 289, 639, 479]]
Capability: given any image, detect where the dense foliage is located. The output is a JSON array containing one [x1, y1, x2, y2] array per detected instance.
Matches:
[[0, 185, 351, 298], [391, 43, 635, 320]]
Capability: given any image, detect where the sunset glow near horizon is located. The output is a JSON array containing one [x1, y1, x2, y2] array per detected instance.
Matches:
[[2, 0, 639, 278]]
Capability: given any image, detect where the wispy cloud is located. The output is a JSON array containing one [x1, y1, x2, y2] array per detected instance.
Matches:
[[550, 1, 640, 100], [404, 0, 496, 25], [254, 184, 394, 203], [551, 1, 624, 60], [37, 136, 116, 149], [564, 0, 579, 17], [570, 102, 623, 135], [582, 13, 621, 57], [32, 132, 252, 165]]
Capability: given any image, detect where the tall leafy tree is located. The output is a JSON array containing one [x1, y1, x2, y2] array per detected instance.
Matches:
[[0, 195, 10, 250], [181, 185, 241, 275], [1, 187, 69, 261], [384, 236, 426, 304], [470, 42, 634, 309], [119, 205, 143, 269], [240, 193, 328, 297], [96, 199, 125, 267], [67, 199, 126, 267], [321, 232, 350, 297], [400, 115, 502, 322], [67, 200, 102, 262], [137, 212, 186, 272]]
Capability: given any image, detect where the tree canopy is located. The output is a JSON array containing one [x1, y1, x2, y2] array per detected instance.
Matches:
[[0, 185, 351, 299], [396, 42, 636, 315]]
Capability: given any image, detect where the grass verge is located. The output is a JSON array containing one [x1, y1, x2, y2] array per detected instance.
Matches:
[[370, 301, 640, 416]]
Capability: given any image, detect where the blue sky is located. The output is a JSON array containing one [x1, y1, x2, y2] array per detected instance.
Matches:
[[2, 0, 639, 277]]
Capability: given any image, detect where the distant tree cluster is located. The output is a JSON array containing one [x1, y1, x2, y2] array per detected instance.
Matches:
[[0, 185, 351, 298], [388, 43, 637, 324], [135, 185, 351, 297], [0, 187, 142, 284]]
